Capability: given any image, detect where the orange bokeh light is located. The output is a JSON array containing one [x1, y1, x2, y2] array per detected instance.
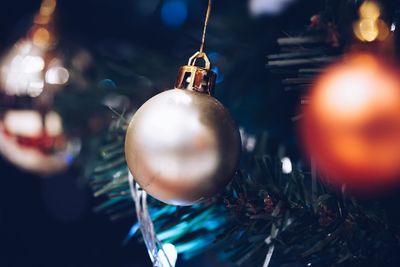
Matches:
[[40, 0, 56, 17], [301, 54, 400, 192], [32, 27, 51, 48]]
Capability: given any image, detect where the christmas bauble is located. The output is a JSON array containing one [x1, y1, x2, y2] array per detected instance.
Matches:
[[125, 55, 241, 205], [0, 109, 79, 175], [301, 53, 400, 192], [0, 1, 79, 175]]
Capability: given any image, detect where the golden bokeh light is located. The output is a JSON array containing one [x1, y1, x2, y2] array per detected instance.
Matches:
[[32, 27, 51, 48], [0, 0, 68, 98], [355, 19, 379, 42], [34, 14, 51, 25], [40, 0, 57, 17], [359, 1, 381, 20], [353, 1, 389, 42]]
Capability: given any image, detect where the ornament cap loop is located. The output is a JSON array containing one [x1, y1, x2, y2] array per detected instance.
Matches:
[[175, 52, 216, 95], [188, 51, 211, 70]]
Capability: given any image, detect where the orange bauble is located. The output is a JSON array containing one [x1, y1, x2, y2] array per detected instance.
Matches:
[[301, 53, 400, 192]]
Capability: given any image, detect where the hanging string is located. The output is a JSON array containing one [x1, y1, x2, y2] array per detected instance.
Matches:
[[199, 0, 213, 54]]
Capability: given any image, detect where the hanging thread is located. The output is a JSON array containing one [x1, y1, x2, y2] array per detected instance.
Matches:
[[199, 0, 213, 54]]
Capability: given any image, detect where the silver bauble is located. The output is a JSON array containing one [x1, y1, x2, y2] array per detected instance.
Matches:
[[125, 55, 241, 205]]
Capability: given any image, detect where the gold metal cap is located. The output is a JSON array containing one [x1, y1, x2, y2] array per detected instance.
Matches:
[[175, 52, 216, 95]]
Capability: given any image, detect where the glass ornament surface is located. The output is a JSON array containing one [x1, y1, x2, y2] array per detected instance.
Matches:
[[125, 88, 241, 205]]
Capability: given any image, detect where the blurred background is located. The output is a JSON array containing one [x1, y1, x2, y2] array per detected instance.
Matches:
[[1, 0, 400, 267]]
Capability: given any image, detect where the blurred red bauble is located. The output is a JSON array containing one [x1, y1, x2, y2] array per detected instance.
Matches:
[[301, 53, 400, 192], [0, 0, 81, 176], [0, 109, 79, 176]]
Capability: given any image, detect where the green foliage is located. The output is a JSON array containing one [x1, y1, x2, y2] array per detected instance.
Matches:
[[221, 152, 400, 267], [89, 121, 400, 267]]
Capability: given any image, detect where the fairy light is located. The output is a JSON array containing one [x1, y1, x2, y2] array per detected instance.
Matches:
[[391, 23, 396, 32], [45, 66, 69, 85], [4, 110, 43, 138], [158, 243, 178, 267], [1, 40, 46, 97], [353, 1, 390, 42], [45, 111, 63, 136], [0, 0, 69, 97], [32, 27, 51, 48], [281, 157, 293, 174]]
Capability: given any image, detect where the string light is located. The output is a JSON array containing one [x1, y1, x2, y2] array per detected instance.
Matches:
[[353, 1, 390, 42], [281, 157, 293, 174], [0, 0, 69, 97]]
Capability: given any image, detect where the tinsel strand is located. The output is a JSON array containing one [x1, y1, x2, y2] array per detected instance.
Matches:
[[128, 172, 173, 267]]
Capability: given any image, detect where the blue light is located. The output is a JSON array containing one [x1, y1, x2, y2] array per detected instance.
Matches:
[[64, 154, 75, 165], [98, 79, 117, 89], [123, 222, 140, 245], [208, 52, 220, 62], [161, 0, 188, 28], [211, 66, 224, 84], [203, 219, 221, 230], [209, 52, 224, 84]]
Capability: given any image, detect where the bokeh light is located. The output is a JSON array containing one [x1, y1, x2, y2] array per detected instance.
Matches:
[[353, 1, 389, 42], [301, 54, 400, 193], [281, 157, 293, 174], [161, 0, 188, 28], [0, 39, 70, 97], [0, 0, 68, 98], [4, 110, 43, 138], [98, 78, 117, 89], [32, 27, 51, 48], [45, 66, 69, 85], [40, 0, 57, 17], [45, 111, 63, 136], [391, 23, 396, 32], [211, 66, 224, 84], [158, 243, 178, 267], [239, 128, 257, 152], [359, 1, 380, 20], [209, 52, 224, 84], [1, 40, 46, 97], [248, 0, 296, 16]]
